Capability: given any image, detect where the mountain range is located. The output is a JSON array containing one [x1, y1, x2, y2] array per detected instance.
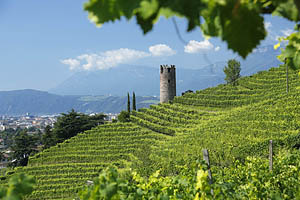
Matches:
[[0, 89, 158, 115], [49, 45, 282, 96], [0, 45, 282, 115]]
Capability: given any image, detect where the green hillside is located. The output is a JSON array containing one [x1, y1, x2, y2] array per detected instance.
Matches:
[[2, 65, 300, 199]]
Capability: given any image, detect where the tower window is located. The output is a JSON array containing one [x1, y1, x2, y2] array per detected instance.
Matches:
[[168, 79, 170, 83], [168, 68, 170, 73]]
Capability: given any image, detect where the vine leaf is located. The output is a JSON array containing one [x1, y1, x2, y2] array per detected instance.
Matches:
[[83, 0, 300, 62], [220, 2, 266, 58], [84, 0, 142, 26]]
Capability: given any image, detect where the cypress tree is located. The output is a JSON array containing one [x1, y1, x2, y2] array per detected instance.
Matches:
[[132, 92, 136, 111], [127, 92, 130, 112]]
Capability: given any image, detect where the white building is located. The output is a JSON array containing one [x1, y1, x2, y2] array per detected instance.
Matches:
[[0, 125, 5, 131]]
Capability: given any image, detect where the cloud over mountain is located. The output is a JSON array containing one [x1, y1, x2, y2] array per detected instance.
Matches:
[[184, 40, 215, 53], [61, 44, 176, 71], [61, 59, 81, 70], [61, 48, 150, 71], [149, 44, 176, 56]]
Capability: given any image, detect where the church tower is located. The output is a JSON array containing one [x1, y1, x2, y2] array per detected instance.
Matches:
[[160, 65, 176, 103]]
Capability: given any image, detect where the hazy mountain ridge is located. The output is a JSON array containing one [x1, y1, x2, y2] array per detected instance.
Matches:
[[50, 45, 282, 96], [0, 46, 281, 115], [0, 89, 159, 115]]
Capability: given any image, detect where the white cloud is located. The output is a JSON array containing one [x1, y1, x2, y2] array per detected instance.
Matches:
[[281, 29, 293, 37], [273, 29, 294, 42], [264, 21, 272, 31], [253, 47, 268, 53], [61, 48, 150, 71], [60, 58, 80, 70], [62, 44, 176, 71], [214, 46, 220, 51], [184, 40, 214, 53], [149, 44, 176, 57]]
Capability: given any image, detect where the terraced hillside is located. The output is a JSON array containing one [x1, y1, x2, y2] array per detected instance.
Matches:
[[2, 123, 167, 200], [2, 65, 300, 199], [149, 66, 300, 171]]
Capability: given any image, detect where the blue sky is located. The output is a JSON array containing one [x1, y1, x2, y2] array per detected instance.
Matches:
[[0, 0, 295, 91]]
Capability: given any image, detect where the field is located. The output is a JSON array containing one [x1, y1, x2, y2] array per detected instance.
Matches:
[[2, 65, 300, 199]]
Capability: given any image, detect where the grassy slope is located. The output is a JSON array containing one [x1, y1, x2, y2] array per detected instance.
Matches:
[[150, 66, 300, 172], [2, 65, 300, 199], [4, 123, 168, 200]]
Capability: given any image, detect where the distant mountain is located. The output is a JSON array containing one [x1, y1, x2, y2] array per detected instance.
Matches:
[[0, 89, 159, 115], [240, 45, 282, 76], [49, 65, 224, 96], [0, 46, 282, 115], [50, 65, 160, 96], [49, 45, 282, 96]]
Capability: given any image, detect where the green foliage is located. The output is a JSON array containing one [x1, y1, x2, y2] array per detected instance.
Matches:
[[41, 125, 56, 150], [132, 92, 136, 111], [10, 130, 38, 167], [117, 111, 130, 123], [6, 150, 300, 199], [78, 149, 300, 200], [153, 66, 300, 172], [214, 150, 300, 199], [78, 167, 135, 200], [78, 163, 207, 200], [130, 111, 176, 136], [4, 66, 300, 199], [0, 128, 27, 149], [0, 173, 35, 200], [272, 0, 300, 22], [84, 0, 300, 59], [127, 93, 130, 113], [14, 123, 164, 199], [223, 59, 241, 85], [0, 152, 5, 162], [277, 30, 300, 70], [52, 109, 106, 144]]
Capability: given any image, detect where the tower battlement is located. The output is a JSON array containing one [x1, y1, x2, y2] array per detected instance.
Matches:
[[160, 64, 175, 72], [160, 65, 176, 103]]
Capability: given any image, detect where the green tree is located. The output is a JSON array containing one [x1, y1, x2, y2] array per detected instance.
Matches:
[[84, 0, 300, 70], [117, 111, 130, 122], [127, 92, 130, 113], [0, 129, 14, 147], [223, 59, 241, 86], [10, 130, 38, 167], [52, 109, 106, 144], [0, 152, 5, 162], [27, 127, 36, 132], [41, 125, 56, 150], [132, 92, 136, 111]]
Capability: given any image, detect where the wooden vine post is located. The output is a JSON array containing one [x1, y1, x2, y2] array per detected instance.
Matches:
[[269, 140, 273, 171], [286, 60, 289, 94], [203, 149, 213, 184]]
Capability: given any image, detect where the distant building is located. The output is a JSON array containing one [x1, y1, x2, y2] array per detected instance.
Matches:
[[0, 125, 5, 131], [105, 113, 118, 121], [160, 65, 176, 103]]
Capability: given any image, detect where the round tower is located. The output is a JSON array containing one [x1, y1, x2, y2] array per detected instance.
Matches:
[[160, 65, 176, 103]]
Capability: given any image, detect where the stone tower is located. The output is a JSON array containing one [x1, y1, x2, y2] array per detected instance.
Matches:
[[160, 65, 176, 103]]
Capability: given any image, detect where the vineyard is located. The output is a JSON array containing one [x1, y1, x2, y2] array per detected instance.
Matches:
[[1, 65, 300, 199], [1, 123, 167, 199]]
